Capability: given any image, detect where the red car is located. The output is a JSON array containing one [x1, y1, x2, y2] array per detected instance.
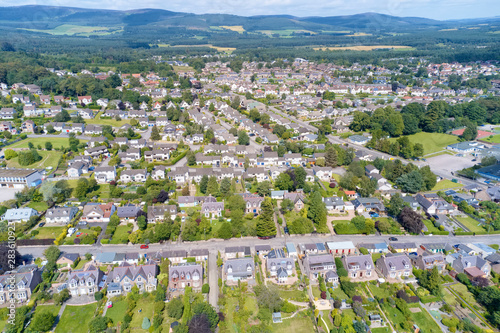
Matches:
[[140, 245, 149, 249]]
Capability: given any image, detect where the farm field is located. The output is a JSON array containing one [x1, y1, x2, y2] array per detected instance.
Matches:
[[314, 45, 412, 51], [21, 24, 121, 36], [161, 44, 236, 53], [55, 303, 98, 333], [220, 25, 245, 32], [390, 132, 459, 155]]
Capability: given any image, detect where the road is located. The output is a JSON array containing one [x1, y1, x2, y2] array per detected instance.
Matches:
[[208, 251, 219, 310], [18, 233, 500, 259]]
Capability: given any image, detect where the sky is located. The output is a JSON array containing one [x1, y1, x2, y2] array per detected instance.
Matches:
[[4, 0, 500, 20]]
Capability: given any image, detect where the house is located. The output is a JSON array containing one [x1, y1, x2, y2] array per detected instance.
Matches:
[[349, 135, 370, 145], [189, 249, 209, 262], [225, 246, 250, 259], [266, 249, 295, 284], [323, 196, 346, 212], [0, 265, 41, 304], [201, 201, 224, 218], [286, 243, 298, 258], [163, 250, 188, 264], [21, 120, 36, 133], [169, 263, 203, 291], [305, 254, 338, 283], [151, 166, 167, 180], [402, 196, 419, 211], [446, 141, 484, 154], [78, 96, 93, 105], [67, 161, 89, 178], [352, 197, 385, 213], [0, 168, 42, 188], [411, 253, 446, 273], [376, 254, 412, 281], [93, 167, 116, 183], [84, 146, 108, 158], [56, 253, 80, 267], [415, 194, 454, 215], [81, 203, 116, 223], [78, 108, 94, 119], [116, 205, 141, 223], [451, 255, 490, 277], [283, 192, 305, 211], [0, 107, 16, 119], [66, 263, 104, 296], [342, 254, 377, 281], [312, 166, 333, 181], [243, 195, 265, 215], [45, 207, 78, 224], [120, 169, 147, 183], [106, 263, 157, 296], [390, 242, 418, 253], [326, 241, 356, 256], [225, 258, 254, 283], [357, 243, 389, 254], [2, 208, 38, 223], [147, 205, 177, 223]]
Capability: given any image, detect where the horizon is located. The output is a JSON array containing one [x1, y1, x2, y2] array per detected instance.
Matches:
[[2, 1, 500, 21]]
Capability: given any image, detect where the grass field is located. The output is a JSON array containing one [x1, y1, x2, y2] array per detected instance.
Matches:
[[21, 24, 121, 36], [410, 306, 441, 333], [483, 134, 500, 143], [455, 216, 485, 233], [314, 45, 412, 51], [8, 137, 83, 149], [391, 132, 459, 155], [110, 225, 132, 244], [432, 179, 463, 191], [106, 299, 128, 325], [220, 25, 245, 33], [425, 150, 455, 158], [258, 29, 317, 37], [162, 44, 236, 53], [6, 150, 62, 170], [129, 297, 154, 331], [55, 303, 97, 333], [85, 112, 130, 126], [273, 311, 315, 333], [27, 201, 49, 212], [34, 226, 65, 239]]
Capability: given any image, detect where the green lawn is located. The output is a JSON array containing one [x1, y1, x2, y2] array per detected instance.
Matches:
[[273, 311, 315, 333], [106, 299, 128, 325], [6, 150, 62, 170], [34, 226, 65, 239], [330, 287, 348, 300], [8, 137, 87, 149], [368, 284, 391, 299], [110, 225, 132, 244], [390, 132, 459, 155], [85, 111, 131, 127], [410, 306, 441, 333], [33, 304, 61, 316], [483, 134, 500, 143], [423, 219, 441, 234], [432, 179, 463, 191], [381, 303, 406, 329], [371, 328, 391, 333], [455, 216, 485, 233], [75, 259, 90, 269], [129, 297, 155, 331], [278, 289, 309, 302], [372, 253, 383, 262], [27, 201, 49, 212], [55, 303, 98, 333]]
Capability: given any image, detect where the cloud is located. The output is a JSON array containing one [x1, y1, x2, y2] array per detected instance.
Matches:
[[2, 0, 499, 20]]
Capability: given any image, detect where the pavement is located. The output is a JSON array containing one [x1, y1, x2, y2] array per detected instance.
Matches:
[[208, 250, 219, 310]]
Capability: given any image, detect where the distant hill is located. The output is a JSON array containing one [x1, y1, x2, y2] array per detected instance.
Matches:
[[0, 5, 497, 33]]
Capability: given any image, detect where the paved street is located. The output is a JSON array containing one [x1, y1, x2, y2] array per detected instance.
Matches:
[[208, 250, 219, 310], [18, 233, 500, 259]]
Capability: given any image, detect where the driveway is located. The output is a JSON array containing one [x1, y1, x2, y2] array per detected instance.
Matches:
[[0, 188, 21, 203]]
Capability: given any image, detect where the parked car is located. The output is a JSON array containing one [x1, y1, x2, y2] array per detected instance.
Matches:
[[389, 237, 398, 241], [140, 244, 149, 249], [369, 212, 379, 218], [38, 222, 45, 227]]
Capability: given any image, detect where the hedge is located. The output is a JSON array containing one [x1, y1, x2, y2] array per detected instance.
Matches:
[[455, 230, 500, 236], [424, 231, 449, 235]]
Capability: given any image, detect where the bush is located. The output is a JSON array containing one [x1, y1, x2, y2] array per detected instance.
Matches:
[[202, 284, 210, 294]]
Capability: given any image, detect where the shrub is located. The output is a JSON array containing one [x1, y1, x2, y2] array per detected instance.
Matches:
[[202, 284, 210, 294]]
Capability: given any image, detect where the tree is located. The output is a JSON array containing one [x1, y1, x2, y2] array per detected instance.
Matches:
[[396, 170, 424, 193], [188, 314, 211, 333], [206, 176, 219, 196], [256, 198, 276, 237], [4, 149, 17, 160], [387, 193, 405, 217], [238, 131, 250, 145], [44, 245, 60, 263], [219, 178, 232, 197], [167, 297, 184, 319], [137, 215, 147, 231], [256, 181, 271, 197], [108, 156, 121, 167], [89, 316, 112, 333], [199, 175, 209, 194], [74, 178, 90, 200], [325, 147, 338, 167], [254, 285, 283, 312], [275, 173, 293, 191], [280, 199, 295, 214], [307, 191, 327, 231], [398, 206, 424, 234], [227, 195, 246, 212], [192, 302, 219, 329], [187, 152, 196, 166], [217, 223, 233, 239], [30, 310, 56, 332], [141, 317, 151, 330], [53, 288, 70, 305], [44, 141, 53, 151], [350, 111, 371, 132], [288, 217, 314, 234], [151, 125, 161, 141]]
